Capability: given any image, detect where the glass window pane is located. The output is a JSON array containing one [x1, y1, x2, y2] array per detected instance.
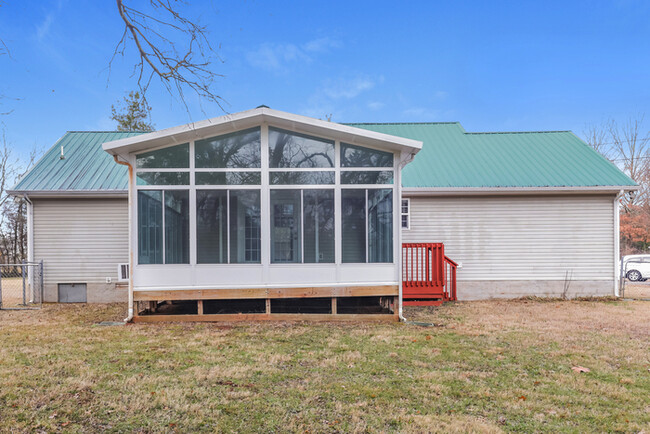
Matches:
[[196, 171, 261, 185], [136, 143, 189, 168], [341, 170, 393, 184], [164, 190, 190, 264], [138, 191, 163, 264], [230, 190, 261, 263], [136, 172, 189, 185], [342, 189, 366, 263], [341, 143, 393, 167], [303, 190, 334, 263], [270, 190, 302, 263], [270, 171, 335, 185], [269, 127, 334, 168], [196, 190, 228, 263], [368, 189, 393, 263], [195, 128, 261, 168]]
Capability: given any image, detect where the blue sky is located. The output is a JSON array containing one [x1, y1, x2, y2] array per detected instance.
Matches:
[[1, 0, 649, 160]]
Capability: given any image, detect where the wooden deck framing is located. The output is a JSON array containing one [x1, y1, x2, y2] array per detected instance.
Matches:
[[133, 285, 398, 301], [133, 313, 398, 323], [132, 285, 399, 322]]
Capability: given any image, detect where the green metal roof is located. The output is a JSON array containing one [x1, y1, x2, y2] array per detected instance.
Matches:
[[10, 131, 144, 193], [348, 122, 636, 188], [10, 123, 635, 194]]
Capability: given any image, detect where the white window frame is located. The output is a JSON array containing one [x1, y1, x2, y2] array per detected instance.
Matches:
[[132, 124, 398, 267], [401, 198, 410, 230]]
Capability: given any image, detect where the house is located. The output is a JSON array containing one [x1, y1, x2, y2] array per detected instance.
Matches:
[[9, 107, 637, 320]]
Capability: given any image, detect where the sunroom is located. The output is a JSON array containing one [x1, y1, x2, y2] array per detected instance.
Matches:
[[103, 108, 422, 321]]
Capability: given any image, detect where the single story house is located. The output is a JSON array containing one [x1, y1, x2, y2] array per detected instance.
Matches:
[[9, 107, 636, 321]]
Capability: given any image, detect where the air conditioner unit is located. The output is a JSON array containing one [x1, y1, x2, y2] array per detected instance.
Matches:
[[117, 263, 129, 282]]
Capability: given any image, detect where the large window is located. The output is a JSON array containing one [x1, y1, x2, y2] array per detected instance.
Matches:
[[196, 190, 261, 264], [135, 127, 397, 267], [270, 189, 334, 263], [138, 190, 189, 264], [342, 189, 393, 263]]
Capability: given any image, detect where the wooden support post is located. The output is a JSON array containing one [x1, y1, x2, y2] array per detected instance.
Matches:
[[197, 300, 204, 315], [265, 298, 271, 315], [331, 297, 337, 315], [149, 301, 157, 313]]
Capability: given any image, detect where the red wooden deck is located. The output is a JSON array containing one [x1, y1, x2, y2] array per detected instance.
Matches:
[[402, 243, 457, 306]]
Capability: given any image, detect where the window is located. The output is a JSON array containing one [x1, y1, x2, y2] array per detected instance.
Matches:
[[138, 190, 189, 264], [341, 190, 366, 263], [401, 198, 410, 229], [341, 143, 393, 167], [270, 189, 334, 263], [340, 143, 394, 186], [196, 190, 261, 264], [164, 191, 190, 264], [269, 128, 334, 168], [136, 143, 189, 168], [270, 171, 335, 185], [368, 189, 393, 262], [136, 172, 190, 185], [303, 190, 335, 263], [342, 189, 393, 263], [195, 128, 261, 168], [195, 172, 261, 185], [341, 171, 393, 185]]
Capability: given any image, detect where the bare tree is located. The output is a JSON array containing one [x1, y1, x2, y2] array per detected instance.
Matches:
[[583, 123, 612, 159], [609, 116, 650, 206], [112, 0, 225, 112], [0, 130, 36, 263]]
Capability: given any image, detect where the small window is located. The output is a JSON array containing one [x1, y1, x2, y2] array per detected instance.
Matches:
[[136, 172, 190, 185], [136, 143, 189, 168], [401, 198, 410, 229], [340, 143, 393, 167], [270, 171, 335, 185], [341, 171, 393, 185], [195, 171, 261, 185]]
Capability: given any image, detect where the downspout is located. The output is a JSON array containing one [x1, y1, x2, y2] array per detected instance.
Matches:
[[113, 155, 135, 322], [397, 151, 417, 322], [22, 195, 34, 302], [614, 189, 623, 297]]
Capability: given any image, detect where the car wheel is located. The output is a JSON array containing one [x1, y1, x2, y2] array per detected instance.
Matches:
[[627, 269, 642, 281]]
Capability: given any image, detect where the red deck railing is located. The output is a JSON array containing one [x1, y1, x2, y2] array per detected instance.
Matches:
[[402, 243, 457, 306]]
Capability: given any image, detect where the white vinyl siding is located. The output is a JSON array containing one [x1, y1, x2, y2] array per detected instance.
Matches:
[[403, 195, 615, 281], [33, 198, 129, 287]]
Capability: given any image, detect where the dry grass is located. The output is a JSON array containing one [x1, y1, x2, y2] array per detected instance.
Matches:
[[0, 299, 648, 432]]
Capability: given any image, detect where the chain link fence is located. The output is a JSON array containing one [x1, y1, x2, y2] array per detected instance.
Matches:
[[0, 261, 44, 309]]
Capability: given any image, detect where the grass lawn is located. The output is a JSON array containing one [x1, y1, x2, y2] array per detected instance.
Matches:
[[0, 299, 648, 433]]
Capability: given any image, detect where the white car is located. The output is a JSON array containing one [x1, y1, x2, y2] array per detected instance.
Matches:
[[621, 254, 650, 281]]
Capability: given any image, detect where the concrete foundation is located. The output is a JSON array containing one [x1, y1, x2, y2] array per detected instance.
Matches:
[[457, 280, 615, 300], [43, 282, 128, 303]]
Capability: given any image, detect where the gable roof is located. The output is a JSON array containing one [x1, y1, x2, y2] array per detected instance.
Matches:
[[9, 131, 144, 195], [349, 122, 637, 190], [10, 118, 637, 197], [102, 107, 423, 157]]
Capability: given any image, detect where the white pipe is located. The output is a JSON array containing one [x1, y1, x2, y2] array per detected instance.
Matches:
[[113, 155, 135, 322], [614, 189, 623, 297], [23, 195, 34, 302]]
